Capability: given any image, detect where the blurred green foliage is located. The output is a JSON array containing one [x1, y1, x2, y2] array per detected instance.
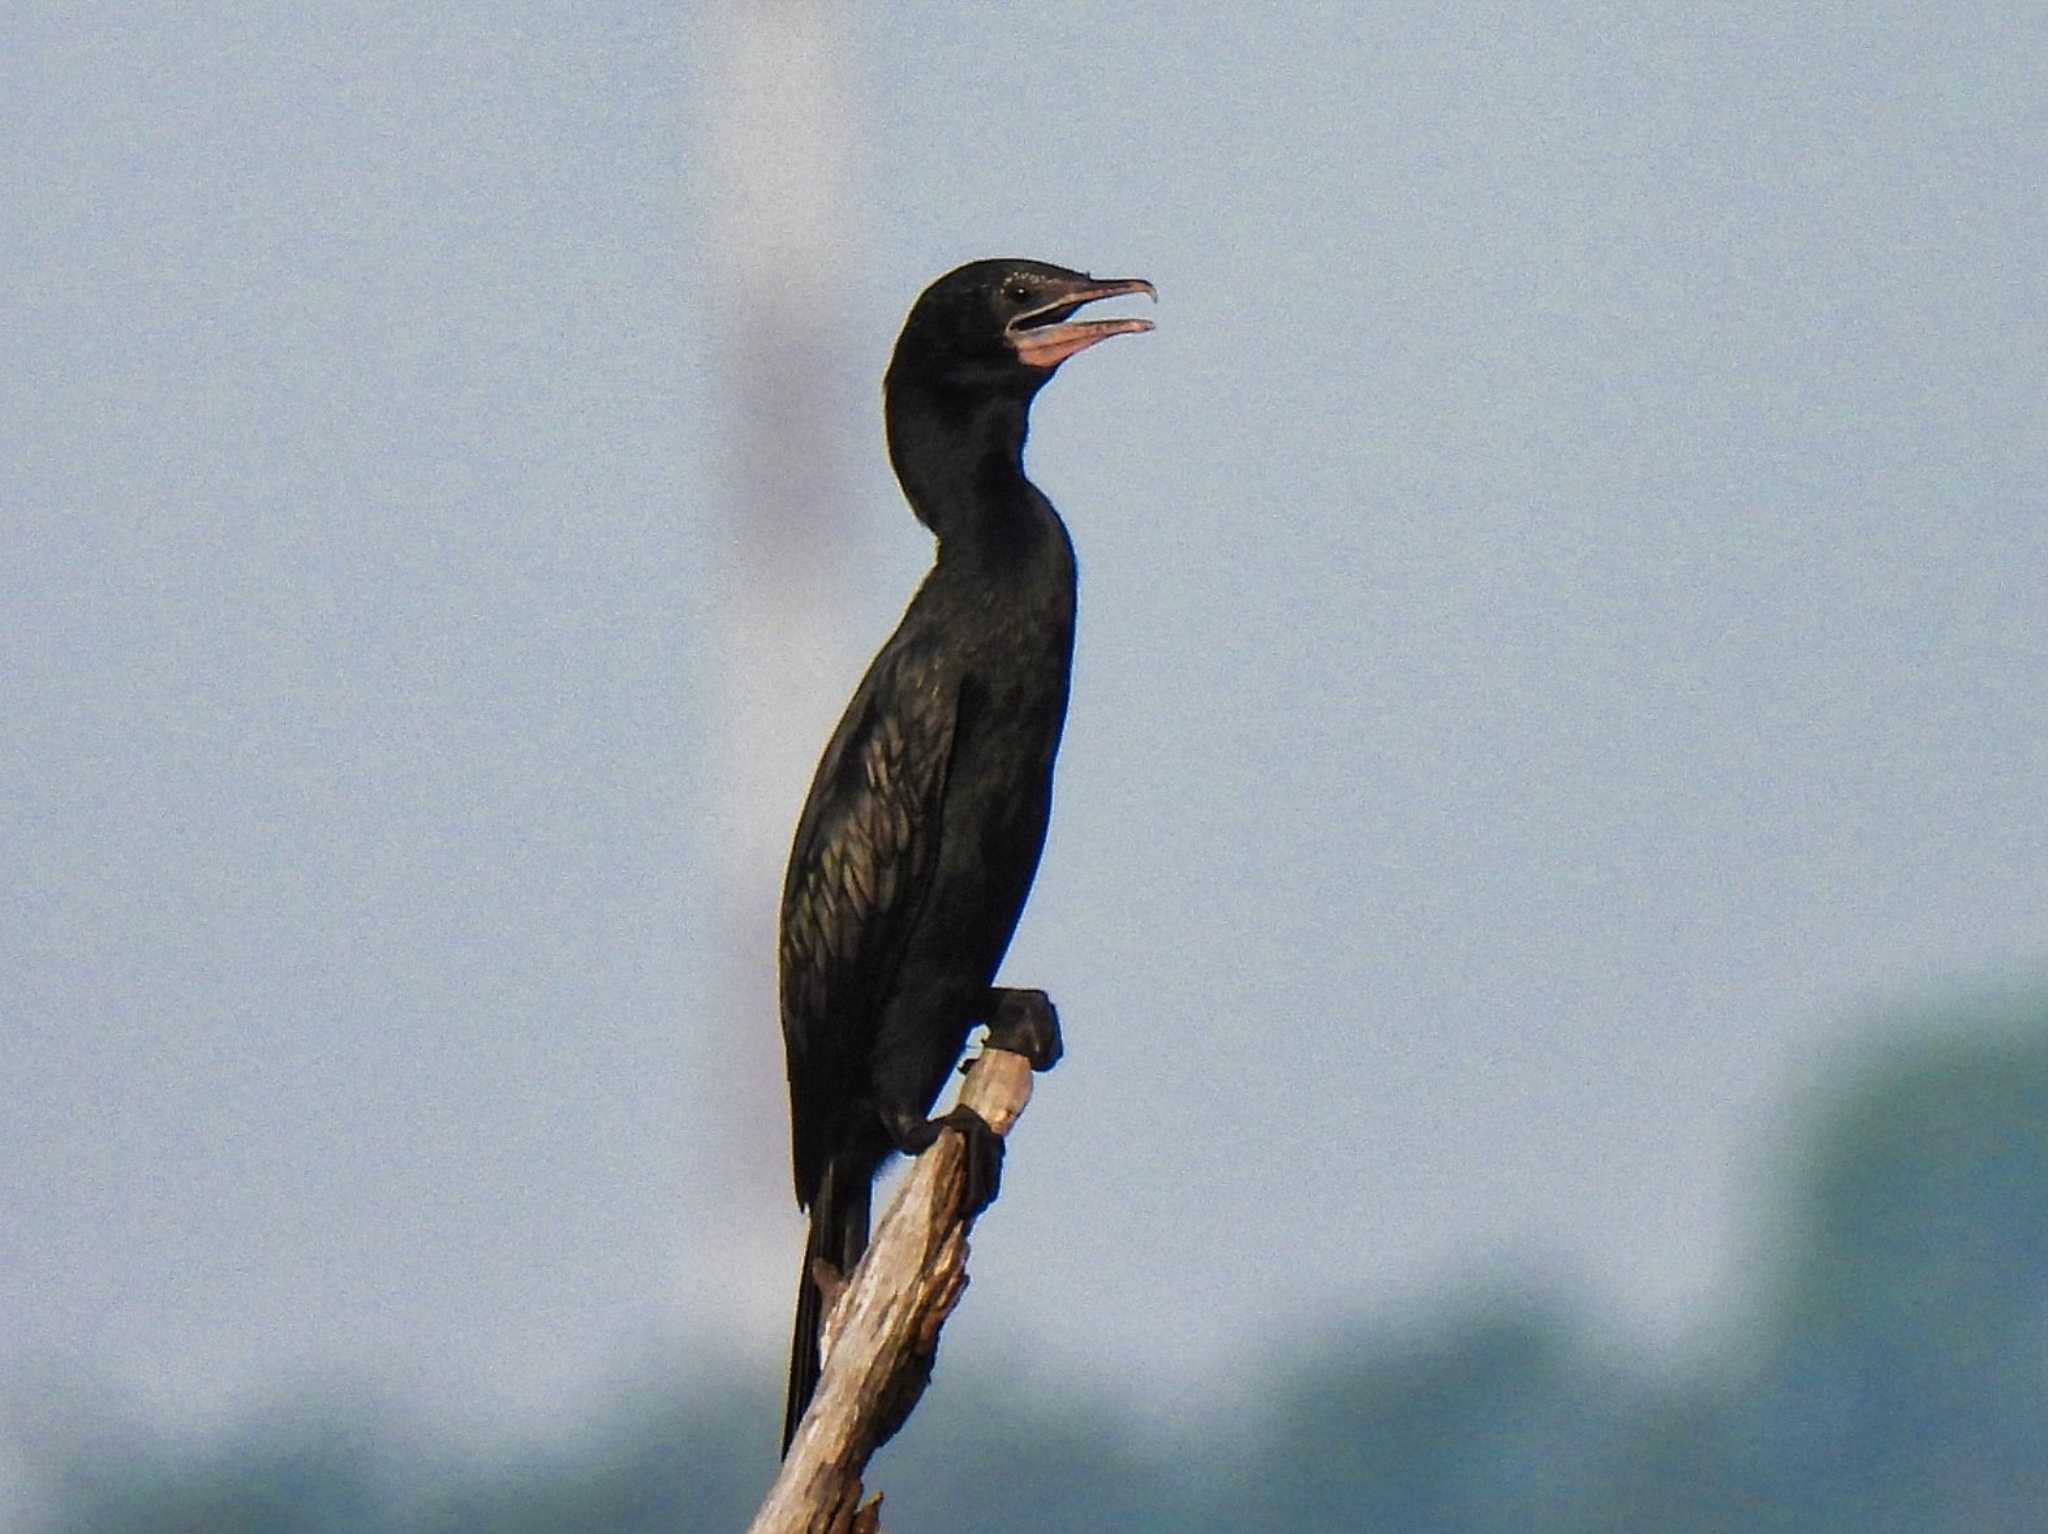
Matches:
[[24, 993, 2046, 1531]]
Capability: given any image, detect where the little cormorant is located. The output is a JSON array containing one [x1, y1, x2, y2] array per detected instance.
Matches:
[[776, 259, 1154, 1452]]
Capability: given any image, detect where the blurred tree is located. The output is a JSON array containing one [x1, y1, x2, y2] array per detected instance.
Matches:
[[20, 989, 2047, 1531], [1737, 996, 2048, 1531]]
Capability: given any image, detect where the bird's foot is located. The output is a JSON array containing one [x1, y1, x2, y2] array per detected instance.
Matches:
[[983, 987, 1063, 1071], [940, 1106, 1005, 1217], [891, 1105, 1006, 1218]]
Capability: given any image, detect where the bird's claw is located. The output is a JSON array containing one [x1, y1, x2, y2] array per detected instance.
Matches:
[[983, 987, 1063, 1072], [891, 1102, 1007, 1215], [937, 1105, 1006, 1217]]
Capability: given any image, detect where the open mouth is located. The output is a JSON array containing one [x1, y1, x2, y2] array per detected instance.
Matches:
[[1005, 276, 1157, 369]]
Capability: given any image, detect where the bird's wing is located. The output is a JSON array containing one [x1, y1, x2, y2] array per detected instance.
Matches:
[[778, 636, 959, 1202]]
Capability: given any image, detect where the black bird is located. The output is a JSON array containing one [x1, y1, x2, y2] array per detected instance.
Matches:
[[777, 260, 1154, 1451]]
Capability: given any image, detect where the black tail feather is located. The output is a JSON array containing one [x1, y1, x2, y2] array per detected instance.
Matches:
[[782, 1158, 872, 1454]]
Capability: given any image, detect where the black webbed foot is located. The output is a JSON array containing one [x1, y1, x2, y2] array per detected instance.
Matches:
[[938, 1105, 1005, 1217], [983, 987, 1063, 1071], [887, 1104, 1006, 1218]]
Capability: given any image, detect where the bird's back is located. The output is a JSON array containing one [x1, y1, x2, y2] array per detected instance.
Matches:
[[777, 510, 1076, 1205]]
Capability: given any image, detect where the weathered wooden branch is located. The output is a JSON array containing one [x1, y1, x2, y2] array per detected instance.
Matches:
[[746, 1046, 1039, 1534]]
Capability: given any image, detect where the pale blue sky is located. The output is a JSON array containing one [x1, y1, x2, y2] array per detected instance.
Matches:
[[5, 2, 2043, 1464]]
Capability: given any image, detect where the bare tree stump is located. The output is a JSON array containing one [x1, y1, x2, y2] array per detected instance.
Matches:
[[746, 1046, 1039, 1534]]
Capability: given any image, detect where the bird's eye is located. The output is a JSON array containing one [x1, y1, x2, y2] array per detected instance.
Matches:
[[1004, 280, 1031, 304]]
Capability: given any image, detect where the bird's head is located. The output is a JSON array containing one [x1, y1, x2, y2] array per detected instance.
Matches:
[[886, 259, 1156, 399]]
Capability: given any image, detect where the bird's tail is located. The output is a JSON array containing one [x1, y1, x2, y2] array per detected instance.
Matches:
[[782, 1156, 872, 1455]]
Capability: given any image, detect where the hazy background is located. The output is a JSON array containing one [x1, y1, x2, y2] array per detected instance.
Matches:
[[5, 3, 2043, 1526]]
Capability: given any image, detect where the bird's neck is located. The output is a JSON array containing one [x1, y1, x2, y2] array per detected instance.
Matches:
[[885, 380, 1063, 564]]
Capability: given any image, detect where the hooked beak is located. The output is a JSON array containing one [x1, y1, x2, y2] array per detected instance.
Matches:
[[1005, 276, 1157, 370]]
